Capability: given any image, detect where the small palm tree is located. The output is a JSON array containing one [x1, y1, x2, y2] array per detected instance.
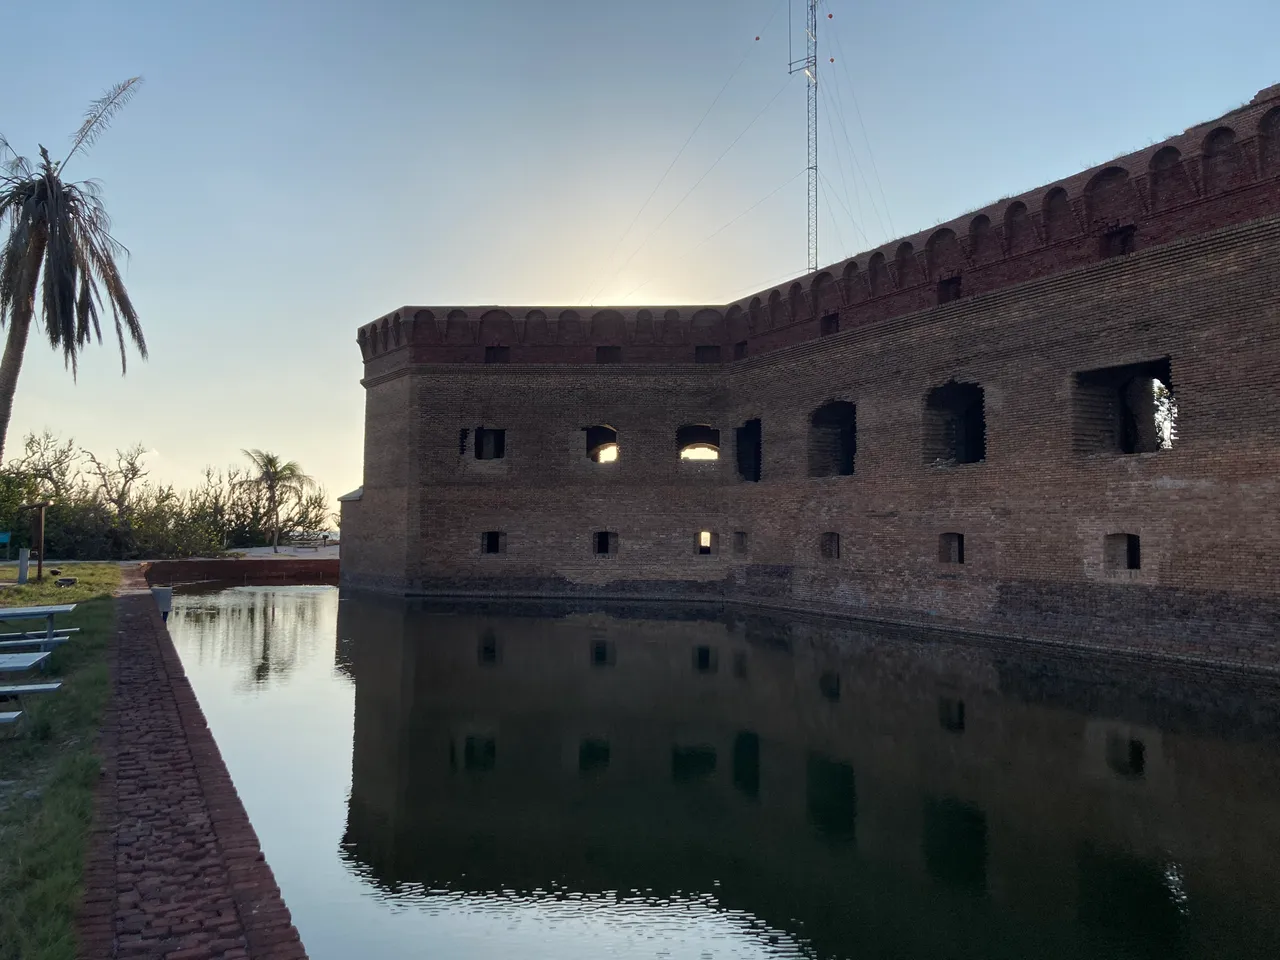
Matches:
[[241, 449, 314, 553], [0, 77, 146, 464]]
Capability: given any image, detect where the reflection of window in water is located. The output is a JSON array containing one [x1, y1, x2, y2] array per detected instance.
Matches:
[[579, 738, 610, 774], [806, 753, 856, 841], [732, 731, 760, 799], [923, 797, 987, 892], [672, 745, 717, 783], [1106, 734, 1146, 778], [463, 736, 496, 772]]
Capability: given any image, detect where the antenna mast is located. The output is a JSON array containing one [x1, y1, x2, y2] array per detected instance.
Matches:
[[789, 0, 819, 273]]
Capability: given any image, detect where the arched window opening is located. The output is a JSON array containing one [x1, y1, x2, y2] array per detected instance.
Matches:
[[583, 425, 618, 463], [808, 402, 856, 477], [678, 424, 720, 460]]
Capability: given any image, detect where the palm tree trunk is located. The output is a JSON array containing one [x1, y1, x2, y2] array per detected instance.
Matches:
[[0, 315, 34, 466]]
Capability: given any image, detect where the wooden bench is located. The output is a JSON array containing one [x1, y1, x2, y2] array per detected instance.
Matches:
[[0, 682, 62, 696], [0, 637, 70, 652], [0, 627, 78, 640]]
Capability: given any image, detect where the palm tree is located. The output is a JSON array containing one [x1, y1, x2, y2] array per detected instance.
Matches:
[[241, 449, 314, 553], [0, 78, 146, 464]]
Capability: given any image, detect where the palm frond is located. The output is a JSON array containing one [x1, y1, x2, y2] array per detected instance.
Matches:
[[60, 77, 143, 172]]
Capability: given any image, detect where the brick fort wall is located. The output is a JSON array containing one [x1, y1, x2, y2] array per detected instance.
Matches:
[[341, 86, 1280, 666]]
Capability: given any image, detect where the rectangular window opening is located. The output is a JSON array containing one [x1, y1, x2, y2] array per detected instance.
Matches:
[[694, 645, 718, 673], [923, 383, 985, 465], [1100, 225, 1137, 259], [696, 531, 717, 556], [733, 340, 749, 361], [937, 276, 963, 304], [593, 531, 618, 556], [808, 402, 856, 477], [819, 670, 840, 701], [735, 418, 762, 482], [474, 427, 506, 460], [1074, 358, 1175, 455], [590, 639, 615, 666], [484, 345, 510, 364], [478, 631, 499, 665], [694, 345, 722, 364], [481, 531, 507, 555], [1104, 533, 1142, 572], [939, 532, 965, 565], [596, 346, 622, 364], [820, 532, 840, 560], [732, 531, 749, 556], [820, 313, 840, 336]]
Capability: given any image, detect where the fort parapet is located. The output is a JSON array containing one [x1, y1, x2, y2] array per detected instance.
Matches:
[[342, 85, 1280, 665]]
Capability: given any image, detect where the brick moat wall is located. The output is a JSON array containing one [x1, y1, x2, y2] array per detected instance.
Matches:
[[343, 87, 1280, 665]]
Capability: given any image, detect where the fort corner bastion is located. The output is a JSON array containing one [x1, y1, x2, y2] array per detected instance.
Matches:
[[341, 85, 1280, 666]]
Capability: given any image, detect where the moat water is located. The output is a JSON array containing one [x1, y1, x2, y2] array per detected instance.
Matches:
[[168, 585, 1280, 960]]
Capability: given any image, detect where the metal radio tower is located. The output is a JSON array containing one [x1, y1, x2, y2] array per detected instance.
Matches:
[[789, 0, 820, 273]]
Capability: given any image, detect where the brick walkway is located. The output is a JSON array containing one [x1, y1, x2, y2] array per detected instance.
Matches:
[[77, 570, 309, 960]]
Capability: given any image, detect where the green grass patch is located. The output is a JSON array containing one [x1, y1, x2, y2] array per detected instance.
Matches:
[[0, 563, 120, 960]]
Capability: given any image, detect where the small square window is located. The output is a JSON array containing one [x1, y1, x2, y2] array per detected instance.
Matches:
[[696, 530, 718, 556], [475, 428, 506, 460], [1104, 533, 1141, 571], [481, 531, 507, 555], [733, 340, 748, 360], [732, 531, 749, 555], [694, 345, 722, 364], [1100, 225, 1137, 259], [937, 276, 963, 304], [596, 346, 622, 364], [484, 345, 510, 364], [820, 532, 840, 560], [939, 532, 964, 564], [593, 531, 618, 556], [820, 313, 840, 336]]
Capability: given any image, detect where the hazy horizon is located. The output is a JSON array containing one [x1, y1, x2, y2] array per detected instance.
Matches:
[[2, 0, 1276, 504]]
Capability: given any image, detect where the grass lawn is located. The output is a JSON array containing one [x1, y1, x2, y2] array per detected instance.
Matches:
[[0, 563, 121, 960]]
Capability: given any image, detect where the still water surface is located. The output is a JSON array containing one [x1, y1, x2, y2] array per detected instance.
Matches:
[[168, 586, 1280, 960]]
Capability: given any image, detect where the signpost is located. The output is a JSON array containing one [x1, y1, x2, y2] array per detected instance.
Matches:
[[0, 532, 9, 561], [17, 502, 51, 581]]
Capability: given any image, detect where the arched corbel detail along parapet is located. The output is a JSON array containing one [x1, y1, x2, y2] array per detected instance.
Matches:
[[1003, 201, 1035, 255], [811, 271, 837, 316], [633, 308, 654, 342], [747, 297, 763, 333], [378, 318, 390, 352], [868, 253, 889, 297], [840, 260, 865, 304], [767, 290, 785, 328], [479, 310, 515, 345], [590, 309, 626, 344], [925, 229, 964, 280], [558, 309, 584, 343], [894, 242, 921, 289], [410, 308, 442, 343], [357, 326, 370, 359], [1083, 166, 1137, 226], [662, 309, 685, 344], [690, 309, 723, 338], [1201, 126, 1243, 194], [724, 304, 747, 341], [1260, 107, 1280, 173], [969, 215, 998, 263], [788, 281, 806, 322], [391, 312, 403, 347], [444, 309, 471, 345], [1043, 187, 1076, 242], [1148, 146, 1194, 210]]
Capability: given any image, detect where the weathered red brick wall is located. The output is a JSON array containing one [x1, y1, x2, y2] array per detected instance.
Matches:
[[343, 87, 1280, 665], [142, 558, 339, 586]]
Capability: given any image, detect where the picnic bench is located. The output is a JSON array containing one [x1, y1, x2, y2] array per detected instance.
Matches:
[[0, 603, 76, 642], [0, 651, 51, 674], [0, 635, 72, 652], [290, 534, 330, 552]]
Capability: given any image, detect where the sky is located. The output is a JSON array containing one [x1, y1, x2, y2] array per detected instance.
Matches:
[[1, 0, 1277, 505]]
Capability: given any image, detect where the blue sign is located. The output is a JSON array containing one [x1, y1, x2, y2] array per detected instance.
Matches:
[[0, 533, 10, 545]]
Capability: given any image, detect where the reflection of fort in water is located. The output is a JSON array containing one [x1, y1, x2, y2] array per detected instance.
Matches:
[[339, 597, 1280, 959]]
